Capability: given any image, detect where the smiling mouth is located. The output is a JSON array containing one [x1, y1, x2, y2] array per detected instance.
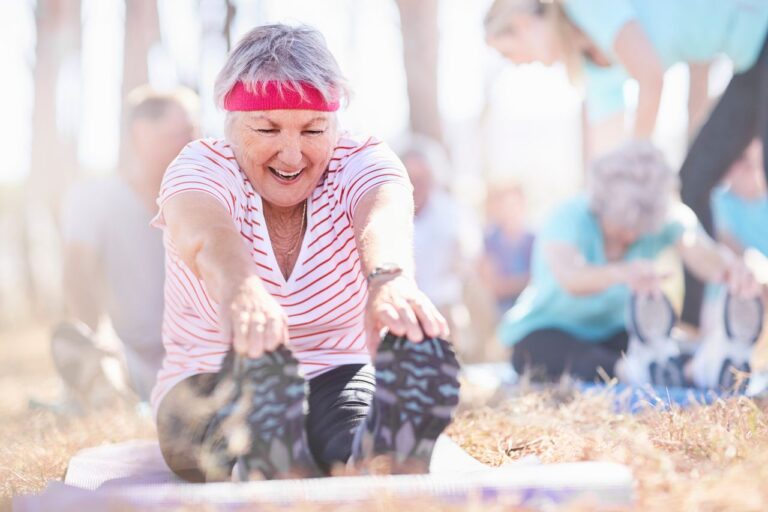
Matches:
[[269, 166, 303, 181]]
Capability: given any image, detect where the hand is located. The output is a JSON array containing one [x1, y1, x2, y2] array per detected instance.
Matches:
[[620, 260, 670, 297], [221, 275, 289, 359], [364, 275, 449, 353], [723, 258, 762, 299]]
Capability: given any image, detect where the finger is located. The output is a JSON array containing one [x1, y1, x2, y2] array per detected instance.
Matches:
[[376, 303, 406, 337], [264, 318, 282, 352], [233, 310, 250, 355], [394, 301, 423, 342], [409, 297, 441, 339], [247, 315, 266, 359]]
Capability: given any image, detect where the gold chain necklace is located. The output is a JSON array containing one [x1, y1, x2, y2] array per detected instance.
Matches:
[[285, 200, 307, 256]]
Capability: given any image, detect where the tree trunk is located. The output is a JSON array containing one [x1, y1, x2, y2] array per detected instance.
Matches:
[[394, 0, 443, 144], [25, 0, 81, 319], [122, 0, 160, 99]]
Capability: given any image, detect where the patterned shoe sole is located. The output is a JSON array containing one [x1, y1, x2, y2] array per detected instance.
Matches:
[[356, 333, 461, 472], [206, 347, 320, 480]]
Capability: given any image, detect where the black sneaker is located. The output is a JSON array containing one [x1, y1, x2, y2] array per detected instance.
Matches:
[[352, 333, 461, 473], [202, 347, 320, 481]]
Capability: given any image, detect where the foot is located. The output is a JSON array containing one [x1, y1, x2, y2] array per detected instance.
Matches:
[[203, 347, 321, 481], [351, 333, 461, 474]]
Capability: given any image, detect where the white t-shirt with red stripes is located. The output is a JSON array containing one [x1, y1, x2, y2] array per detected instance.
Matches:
[[150, 133, 411, 415]]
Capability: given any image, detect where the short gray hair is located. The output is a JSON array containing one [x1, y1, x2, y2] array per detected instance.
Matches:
[[587, 141, 680, 234], [214, 24, 351, 109]]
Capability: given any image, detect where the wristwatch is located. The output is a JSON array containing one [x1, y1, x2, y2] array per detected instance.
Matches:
[[366, 263, 403, 284]]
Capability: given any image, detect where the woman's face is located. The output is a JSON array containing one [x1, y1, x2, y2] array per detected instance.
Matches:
[[487, 13, 559, 65], [228, 109, 338, 208]]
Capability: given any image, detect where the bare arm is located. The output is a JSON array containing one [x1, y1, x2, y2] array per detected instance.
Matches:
[[62, 242, 104, 331], [353, 183, 415, 279], [353, 184, 448, 346], [163, 192, 258, 301], [687, 61, 712, 140], [675, 218, 760, 297], [612, 21, 665, 139], [163, 191, 287, 357], [544, 241, 625, 295]]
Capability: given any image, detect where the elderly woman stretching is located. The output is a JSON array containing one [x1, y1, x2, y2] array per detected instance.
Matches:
[[152, 24, 460, 482], [499, 142, 760, 382]]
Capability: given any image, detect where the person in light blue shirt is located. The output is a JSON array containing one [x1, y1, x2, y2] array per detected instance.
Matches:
[[500, 142, 759, 381], [712, 140, 768, 257], [484, 0, 768, 330]]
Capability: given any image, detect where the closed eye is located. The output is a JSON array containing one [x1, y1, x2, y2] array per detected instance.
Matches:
[[303, 130, 325, 135]]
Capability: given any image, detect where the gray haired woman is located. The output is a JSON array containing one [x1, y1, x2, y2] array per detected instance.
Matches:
[[151, 24, 460, 482], [498, 142, 760, 381]]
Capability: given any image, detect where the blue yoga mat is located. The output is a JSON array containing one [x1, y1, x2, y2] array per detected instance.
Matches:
[[578, 382, 745, 413]]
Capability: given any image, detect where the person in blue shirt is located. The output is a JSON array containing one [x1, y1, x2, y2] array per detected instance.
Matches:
[[481, 181, 534, 315], [712, 140, 768, 257], [484, 0, 768, 330], [500, 142, 760, 381]]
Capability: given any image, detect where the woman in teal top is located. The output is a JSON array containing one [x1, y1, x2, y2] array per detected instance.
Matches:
[[500, 142, 758, 381], [484, 0, 768, 329]]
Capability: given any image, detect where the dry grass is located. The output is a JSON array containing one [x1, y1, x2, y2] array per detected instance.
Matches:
[[1, 326, 767, 511]]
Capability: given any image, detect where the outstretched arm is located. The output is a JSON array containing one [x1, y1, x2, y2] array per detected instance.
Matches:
[[613, 21, 665, 139], [162, 191, 288, 358], [353, 184, 449, 350]]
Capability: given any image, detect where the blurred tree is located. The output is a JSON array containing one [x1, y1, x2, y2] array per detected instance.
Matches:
[[122, 0, 161, 100], [394, 0, 443, 145], [23, 0, 82, 319]]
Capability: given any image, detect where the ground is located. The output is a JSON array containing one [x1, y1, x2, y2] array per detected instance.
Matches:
[[1, 326, 767, 511]]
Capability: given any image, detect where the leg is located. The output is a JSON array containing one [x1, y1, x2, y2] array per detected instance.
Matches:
[[156, 372, 224, 482], [351, 333, 461, 473], [512, 329, 628, 381], [305, 364, 375, 473], [680, 39, 767, 326]]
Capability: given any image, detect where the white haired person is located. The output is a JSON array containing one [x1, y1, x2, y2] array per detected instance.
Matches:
[[499, 142, 761, 382], [152, 24, 460, 482]]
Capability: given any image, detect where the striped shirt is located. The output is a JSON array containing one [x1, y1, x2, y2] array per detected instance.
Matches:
[[150, 133, 411, 414]]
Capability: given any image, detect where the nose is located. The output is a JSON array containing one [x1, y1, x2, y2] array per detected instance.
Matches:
[[278, 135, 302, 168]]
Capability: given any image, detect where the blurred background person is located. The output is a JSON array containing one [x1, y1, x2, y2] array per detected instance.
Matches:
[[499, 142, 759, 382], [483, 0, 768, 346], [480, 180, 534, 316], [51, 86, 199, 409], [700, 139, 768, 335], [711, 139, 767, 258], [399, 135, 483, 361], [483, 0, 768, 158]]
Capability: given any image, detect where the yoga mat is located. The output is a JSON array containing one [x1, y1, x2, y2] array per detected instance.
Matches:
[[14, 436, 634, 511]]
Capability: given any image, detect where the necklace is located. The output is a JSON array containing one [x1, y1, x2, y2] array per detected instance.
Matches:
[[285, 200, 307, 256]]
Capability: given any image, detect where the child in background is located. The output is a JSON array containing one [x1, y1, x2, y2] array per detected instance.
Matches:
[[480, 181, 534, 315]]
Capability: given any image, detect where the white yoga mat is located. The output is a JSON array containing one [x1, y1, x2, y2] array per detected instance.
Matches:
[[9, 436, 635, 510]]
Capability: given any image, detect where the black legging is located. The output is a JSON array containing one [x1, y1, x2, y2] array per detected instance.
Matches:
[[680, 33, 768, 327], [156, 363, 375, 482], [511, 328, 628, 382]]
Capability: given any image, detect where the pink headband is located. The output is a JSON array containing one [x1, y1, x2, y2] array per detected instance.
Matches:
[[223, 81, 340, 112]]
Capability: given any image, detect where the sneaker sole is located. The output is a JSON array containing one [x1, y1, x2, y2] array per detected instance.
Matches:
[[357, 334, 461, 472], [207, 347, 320, 480]]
